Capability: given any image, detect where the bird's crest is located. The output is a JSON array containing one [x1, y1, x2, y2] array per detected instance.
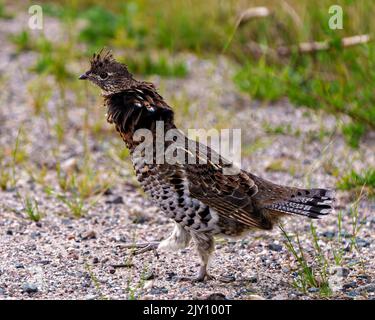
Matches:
[[90, 48, 115, 69]]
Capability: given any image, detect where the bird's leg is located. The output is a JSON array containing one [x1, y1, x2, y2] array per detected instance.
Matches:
[[120, 223, 191, 256], [120, 242, 160, 255], [177, 233, 215, 282]]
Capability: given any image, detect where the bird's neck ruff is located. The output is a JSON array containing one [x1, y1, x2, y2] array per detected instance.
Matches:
[[104, 83, 175, 151]]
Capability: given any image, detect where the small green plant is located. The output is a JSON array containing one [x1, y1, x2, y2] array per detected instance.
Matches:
[[84, 263, 108, 300], [21, 196, 43, 222], [332, 211, 344, 266], [0, 1, 12, 19], [337, 169, 375, 197], [57, 192, 86, 218], [0, 166, 11, 191], [9, 30, 32, 52], [342, 122, 365, 149], [125, 264, 149, 300], [27, 77, 53, 114], [279, 224, 331, 296]]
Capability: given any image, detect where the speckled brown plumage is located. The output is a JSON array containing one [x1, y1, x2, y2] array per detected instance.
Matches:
[[80, 49, 335, 281]]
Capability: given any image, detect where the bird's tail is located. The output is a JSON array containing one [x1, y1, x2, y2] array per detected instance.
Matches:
[[265, 188, 334, 219]]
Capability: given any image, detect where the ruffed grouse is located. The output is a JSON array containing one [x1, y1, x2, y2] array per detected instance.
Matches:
[[79, 49, 334, 281]]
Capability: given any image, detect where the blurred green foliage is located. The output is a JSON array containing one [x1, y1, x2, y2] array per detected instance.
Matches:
[[12, 0, 375, 147], [337, 169, 375, 197]]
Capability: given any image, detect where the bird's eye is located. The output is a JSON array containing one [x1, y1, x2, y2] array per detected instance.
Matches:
[[99, 72, 108, 79]]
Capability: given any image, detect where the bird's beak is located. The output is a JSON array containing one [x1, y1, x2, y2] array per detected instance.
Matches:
[[79, 73, 89, 80]]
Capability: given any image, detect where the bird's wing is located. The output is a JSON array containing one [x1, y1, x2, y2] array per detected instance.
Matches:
[[182, 142, 270, 229]]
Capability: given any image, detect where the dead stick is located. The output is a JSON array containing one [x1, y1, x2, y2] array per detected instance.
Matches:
[[277, 34, 370, 56]]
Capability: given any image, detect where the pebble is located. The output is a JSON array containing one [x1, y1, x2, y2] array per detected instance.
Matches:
[[108, 268, 116, 274], [179, 287, 188, 294], [150, 287, 168, 295], [81, 230, 96, 240], [142, 271, 155, 280], [247, 295, 266, 300], [308, 287, 319, 293], [358, 283, 375, 293], [105, 196, 124, 204], [92, 257, 99, 264], [268, 243, 283, 252], [321, 231, 335, 239], [346, 291, 359, 298], [6, 230, 13, 235], [30, 231, 41, 239], [143, 280, 154, 290], [15, 263, 24, 269], [330, 266, 350, 278], [245, 275, 258, 283], [343, 282, 357, 290], [356, 238, 370, 248], [205, 293, 227, 300], [22, 283, 38, 294]]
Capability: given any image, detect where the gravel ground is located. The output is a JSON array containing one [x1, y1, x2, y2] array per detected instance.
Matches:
[[0, 12, 374, 300]]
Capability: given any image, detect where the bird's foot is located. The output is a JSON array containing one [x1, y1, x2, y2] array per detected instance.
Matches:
[[176, 274, 214, 283], [176, 265, 215, 282], [120, 242, 160, 256], [176, 274, 234, 283]]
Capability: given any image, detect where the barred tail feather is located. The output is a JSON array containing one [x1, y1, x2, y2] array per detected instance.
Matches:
[[266, 188, 335, 219]]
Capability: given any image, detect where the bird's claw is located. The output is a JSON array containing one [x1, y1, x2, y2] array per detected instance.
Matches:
[[120, 242, 160, 257], [176, 273, 215, 283]]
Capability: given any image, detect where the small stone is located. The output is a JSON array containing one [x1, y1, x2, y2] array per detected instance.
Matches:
[[106, 196, 124, 204], [81, 230, 96, 240], [103, 188, 113, 196], [144, 280, 154, 290], [166, 272, 177, 281], [321, 231, 335, 239], [0, 288, 5, 295], [108, 268, 116, 274], [244, 275, 258, 283], [30, 231, 41, 239], [358, 283, 375, 293], [346, 291, 359, 298], [61, 157, 78, 173], [224, 274, 237, 283], [268, 243, 283, 252], [179, 287, 188, 294], [142, 271, 155, 281], [85, 294, 96, 300], [22, 283, 38, 294], [330, 266, 350, 278], [343, 282, 357, 290], [67, 234, 75, 240], [35, 222, 42, 228], [62, 219, 72, 225], [101, 257, 110, 264], [6, 230, 13, 235], [282, 267, 290, 273], [92, 257, 99, 264], [356, 238, 370, 248], [205, 293, 227, 300], [15, 263, 24, 269], [247, 295, 265, 300], [116, 235, 127, 243], [150, 287, 168, 295], [308, 287, 319, 293], [357, 274, 371, 282]]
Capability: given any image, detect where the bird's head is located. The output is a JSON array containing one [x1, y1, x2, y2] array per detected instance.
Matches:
[[79, 49, 135, 94]]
